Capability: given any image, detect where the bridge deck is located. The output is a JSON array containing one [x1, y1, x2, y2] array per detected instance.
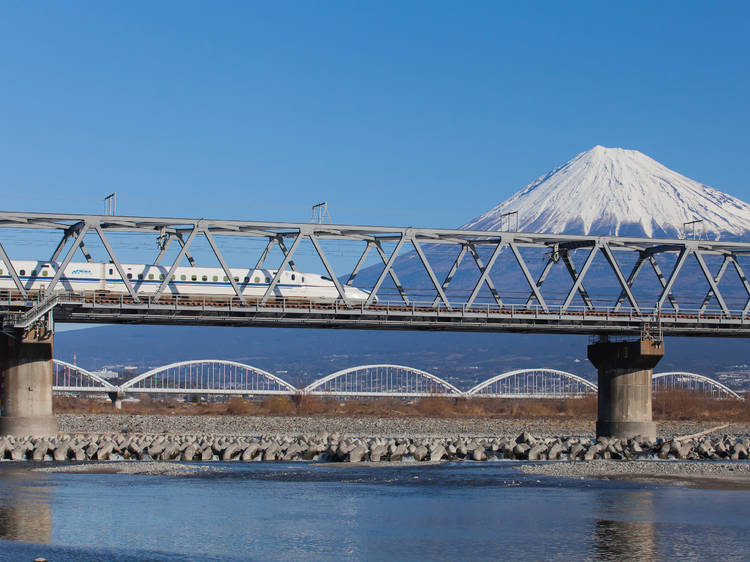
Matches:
[[4, 290, 748, 336]]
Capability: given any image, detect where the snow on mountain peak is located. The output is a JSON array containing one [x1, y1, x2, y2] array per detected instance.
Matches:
[[463, 146, 750, 239]]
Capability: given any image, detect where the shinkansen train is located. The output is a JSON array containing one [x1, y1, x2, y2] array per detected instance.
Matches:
[[0, 260, 373, 303]]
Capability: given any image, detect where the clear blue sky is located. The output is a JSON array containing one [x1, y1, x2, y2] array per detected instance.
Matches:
[[1, 1, 749, 228]]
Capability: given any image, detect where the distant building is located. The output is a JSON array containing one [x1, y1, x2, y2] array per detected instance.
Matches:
[[91, 368, 119, 380]]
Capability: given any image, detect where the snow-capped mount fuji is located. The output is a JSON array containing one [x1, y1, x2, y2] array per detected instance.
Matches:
[[463, 146, 750, 240]]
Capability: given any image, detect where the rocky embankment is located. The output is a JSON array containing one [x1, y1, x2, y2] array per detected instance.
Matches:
[[3, 430, 750, 463]]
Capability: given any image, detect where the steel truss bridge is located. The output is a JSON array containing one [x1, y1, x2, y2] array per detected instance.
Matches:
[[0, 212, 749, 336], [52, 360, 743, 401]]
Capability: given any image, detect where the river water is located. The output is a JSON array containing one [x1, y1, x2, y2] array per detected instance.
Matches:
[[1, 462, 749, 561]]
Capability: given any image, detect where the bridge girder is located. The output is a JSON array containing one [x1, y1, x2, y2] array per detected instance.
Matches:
[[0, 211, 748, 336]]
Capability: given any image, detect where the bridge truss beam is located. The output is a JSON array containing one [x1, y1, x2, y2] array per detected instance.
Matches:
[[0, 212, 748, 336]]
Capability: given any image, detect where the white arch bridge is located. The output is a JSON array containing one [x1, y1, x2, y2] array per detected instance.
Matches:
[[51, 360, 744, 401]]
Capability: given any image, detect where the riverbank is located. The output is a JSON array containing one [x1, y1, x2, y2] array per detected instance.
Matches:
[[2, 414, 749, 465], [56, 413, 750, 440], [519, 460, 750, 490]]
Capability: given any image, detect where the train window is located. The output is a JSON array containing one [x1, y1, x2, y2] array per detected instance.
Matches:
[[160, 274, 165, 280], [244, 276, 250, 282], [302, 277, 305, 283], [291, 274, 296, 281], [254, 277, 260, 283], [148, 274, 154, 280], [0, 268, 3, 275], [19, 270, 25, 276], [31, 270, 37, 277], [212, 275, 218, 282], [109, 268, 114, 275], [234, 276, 239, 282], [138, 274, 143, 280], [191, 275, 197, 281], [127, 273, 132, 279], [265, 277, 270, 283], [223, 276, 228, 282], [42, 270, 48, 277], [202, 275, 207, 281], [180, 275, 186, 281]]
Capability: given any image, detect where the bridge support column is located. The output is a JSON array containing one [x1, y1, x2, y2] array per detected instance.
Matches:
[[588, 338, 663, 441], [107, 390, 124, 410], [0, 327, 58, 437]]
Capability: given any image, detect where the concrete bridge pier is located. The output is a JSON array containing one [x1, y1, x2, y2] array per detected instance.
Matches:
[[588, 337, 664, 442], [107, 390, 125, 410], [0, 328, 58, 437]]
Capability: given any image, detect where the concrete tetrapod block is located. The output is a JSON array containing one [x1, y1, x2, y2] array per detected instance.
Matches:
[[429, 445, 447, 462], [412, 445, 429, 462], [471, 448, 487, 461]]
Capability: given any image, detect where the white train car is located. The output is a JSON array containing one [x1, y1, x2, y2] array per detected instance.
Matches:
[[0, 260, 372, 303]]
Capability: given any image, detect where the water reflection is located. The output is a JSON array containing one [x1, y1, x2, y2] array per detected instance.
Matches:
[[592, 491, 655, 560], [0, 468, 51, 544]]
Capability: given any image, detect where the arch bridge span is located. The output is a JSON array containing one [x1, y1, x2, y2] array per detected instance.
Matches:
[[652, 371, 743, 400], [53, 360, 117, 392], [304, 364, 463, 397], [120, 360, 297, 395], [468, 369, 598, 398], [52, 360, 744, 401]]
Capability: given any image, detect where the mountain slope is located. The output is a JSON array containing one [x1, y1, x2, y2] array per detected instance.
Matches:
[[463, 146, 750, 239]]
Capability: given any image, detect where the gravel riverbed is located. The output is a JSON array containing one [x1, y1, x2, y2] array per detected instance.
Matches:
[[56, 414, 750, 440]]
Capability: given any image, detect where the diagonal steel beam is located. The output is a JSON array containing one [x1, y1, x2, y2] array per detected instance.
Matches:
[[277, 237, 297, 272], [730, 257, 750, 315], [466, 240, 505, 308], [656, 247, 690, 311], [73, 230, 94, 263], [411, 238, 451, 309], [154, 233, 175, 266], [0, 240, 27, 298], [561, 249, 594, 310], [94, 224, 139, 302], [153, 225, 199, 302], [365, 235, 406, 307], [561, 243, 599, 312], [694, 252, 730, 316], [509, 242, 548, 312], [373, 240, 409, 305], [176, 232, 197, 267], [432, 245, 467, 306], [50, 222, 91, 263], [346, 242, 372, 285], [45, 222, 91, 297], [261, 231, 304, 304], [309, 234, 351, 307], [467, 244, 503, 307], [600, 243, 641, 314], [649, 255, 680, 312], [525, 251, 556, 308], [254, 239, 276, 270], [203, 229, 246, 305], [613, 252, 646, 312], [49, 230, 73, 262], [699, 255, 730, 314]]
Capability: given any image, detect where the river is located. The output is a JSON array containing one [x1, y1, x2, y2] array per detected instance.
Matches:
[[1, 462, 749, 560]]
